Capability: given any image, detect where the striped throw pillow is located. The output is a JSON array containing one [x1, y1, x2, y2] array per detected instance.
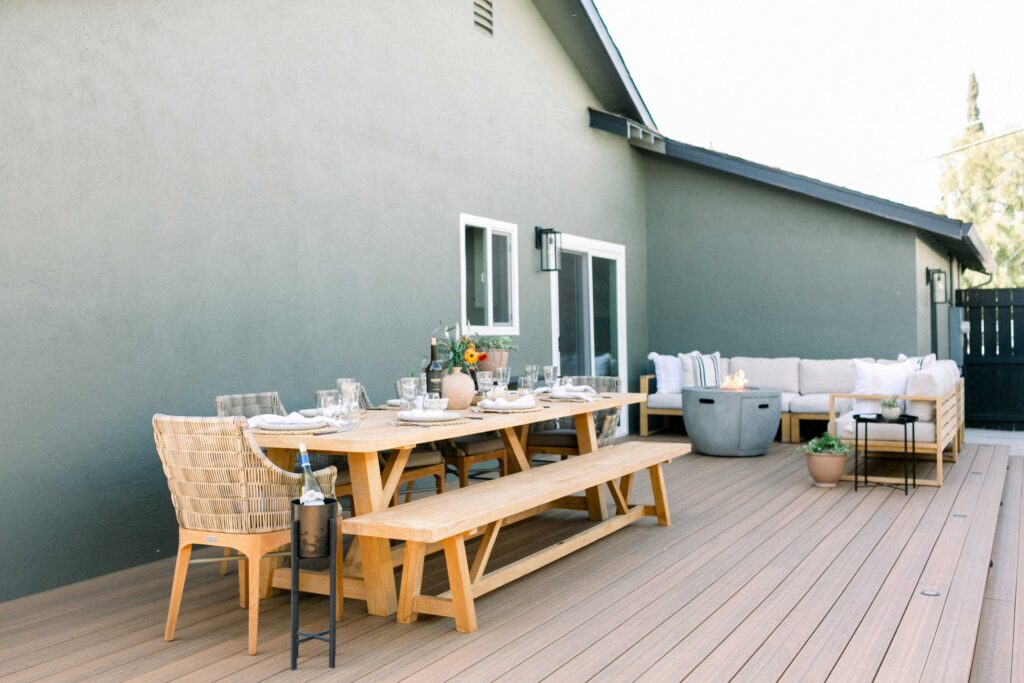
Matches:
[[686, 351, 722, 387]]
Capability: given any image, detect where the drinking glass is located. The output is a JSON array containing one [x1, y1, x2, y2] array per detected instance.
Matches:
[[477, 370, 494, 398], [336, 400, 361, 431], [317, 391, 338, 418], [400, 377, 418, 411], [525, 364, 540, 385], [494, 367, 511, 396], [543, 365, 558, 387], [336, 378, 356, 398]]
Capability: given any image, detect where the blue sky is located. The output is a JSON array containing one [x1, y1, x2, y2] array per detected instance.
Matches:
[[596, 0, 1024, 212]]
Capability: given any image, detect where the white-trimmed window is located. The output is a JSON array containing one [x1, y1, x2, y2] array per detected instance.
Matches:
[[460, 213, 519, 336]]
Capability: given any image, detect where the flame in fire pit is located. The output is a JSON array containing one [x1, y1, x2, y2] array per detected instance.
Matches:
[[720, 369, 749, 391]]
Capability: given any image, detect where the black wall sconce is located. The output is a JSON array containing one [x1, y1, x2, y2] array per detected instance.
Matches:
[[927, 268, 948, 304], [535, 226, 562, 272]]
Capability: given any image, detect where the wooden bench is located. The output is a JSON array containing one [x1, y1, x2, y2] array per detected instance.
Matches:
[[341, 440, 689, 632]]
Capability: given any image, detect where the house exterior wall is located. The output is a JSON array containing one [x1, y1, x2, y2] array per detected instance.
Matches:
[[0, 0, 648, 599], [643, 156, 922, 360], [915, 236, 952, 358]]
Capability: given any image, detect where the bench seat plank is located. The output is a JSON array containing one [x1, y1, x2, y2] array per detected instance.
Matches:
[[342, 441, 688, 543]]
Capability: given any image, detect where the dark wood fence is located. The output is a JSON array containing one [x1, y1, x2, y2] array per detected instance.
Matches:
[[955, 288, 1024, 430]]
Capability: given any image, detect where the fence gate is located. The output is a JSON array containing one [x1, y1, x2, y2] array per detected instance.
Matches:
[[955, 288, 1024, 430]]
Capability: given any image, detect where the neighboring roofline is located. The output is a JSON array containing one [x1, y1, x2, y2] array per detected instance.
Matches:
[[588, 108, 994, 273], [578, 0, 656, 129]]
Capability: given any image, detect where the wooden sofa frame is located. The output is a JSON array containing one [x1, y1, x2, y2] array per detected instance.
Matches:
[[828, 378, 965, 487]]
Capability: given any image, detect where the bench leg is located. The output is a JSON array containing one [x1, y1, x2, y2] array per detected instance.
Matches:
[[397, 541, 425, 624], [781, 414, 791, 443], [620, 472, 634, 505], [648, 463, 670, 526], [443, 535, 477, 633]]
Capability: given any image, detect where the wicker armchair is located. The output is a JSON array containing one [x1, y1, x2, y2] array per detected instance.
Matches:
[[153, 415, 337, 655], [526, 376, 622, 459], [215, 391, 287, 418]]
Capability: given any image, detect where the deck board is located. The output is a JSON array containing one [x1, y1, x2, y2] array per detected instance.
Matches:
[[0, 439, 1011, 683]]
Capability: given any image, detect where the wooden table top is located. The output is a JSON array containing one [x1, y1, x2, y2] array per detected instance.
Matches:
[[251, 392, 646, 453]]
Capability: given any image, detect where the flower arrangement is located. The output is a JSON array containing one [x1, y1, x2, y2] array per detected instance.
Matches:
[[437, 322, 488, 373]]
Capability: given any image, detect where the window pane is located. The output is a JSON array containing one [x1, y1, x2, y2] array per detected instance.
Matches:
[[558, 252, 589, 376], [491, 232, 511, 325], [592, 256, 617, 377], [465, 226, 487, 326]]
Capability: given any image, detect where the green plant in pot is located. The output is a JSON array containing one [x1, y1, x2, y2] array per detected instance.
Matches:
[[880, 395, 902, 421], [801, 433, 851, 488], [473, 335, 518, 374]]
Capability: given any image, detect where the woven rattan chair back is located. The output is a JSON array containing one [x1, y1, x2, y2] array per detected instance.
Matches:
[[215, 392, 286, 419], [152, 414, 335, 534], [536, 375, 622, 447]]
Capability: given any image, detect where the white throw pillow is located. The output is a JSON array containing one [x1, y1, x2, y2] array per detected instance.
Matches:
[[897, 353, 937, 370], [647, 352, 684, 394], [852, 359, 915, 415], [686, 351, 722, 388]]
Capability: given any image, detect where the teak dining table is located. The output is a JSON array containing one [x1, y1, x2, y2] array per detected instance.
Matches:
[[252, 392, 646, 617]]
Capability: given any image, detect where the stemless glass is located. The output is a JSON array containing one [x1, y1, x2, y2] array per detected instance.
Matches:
[[543, 365, 558, 387], [494, 367, 511, 396], [525, 364, 540, 385], [400, 377, 418, 411], [317, 391, 338, 418], [477, 370, 494, 398]]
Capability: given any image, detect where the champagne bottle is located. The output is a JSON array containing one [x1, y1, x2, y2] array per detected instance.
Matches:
[[427, 337, 444, 396], [298, 443, 325, 505]]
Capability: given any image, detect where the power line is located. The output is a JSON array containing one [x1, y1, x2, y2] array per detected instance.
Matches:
[[851, 126, 1024, 184]]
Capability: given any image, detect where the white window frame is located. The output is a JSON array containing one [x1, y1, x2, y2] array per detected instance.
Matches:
[[459, 213, 520, 336]]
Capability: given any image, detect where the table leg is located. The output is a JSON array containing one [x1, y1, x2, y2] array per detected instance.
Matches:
[[266, 448, 295, 472], [499, 427, 531, 473], [347, 451, 398, 616], [574, 413, 609, 521]]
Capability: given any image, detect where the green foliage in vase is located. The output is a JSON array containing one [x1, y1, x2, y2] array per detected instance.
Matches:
[[880, 395, 900, 409]]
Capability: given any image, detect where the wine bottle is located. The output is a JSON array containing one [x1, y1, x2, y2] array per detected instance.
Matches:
[[427, 337, 444, 396], [298, 443, 325, 505]]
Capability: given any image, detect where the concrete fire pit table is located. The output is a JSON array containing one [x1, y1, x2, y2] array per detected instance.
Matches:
[[681, 386, 782, 456]]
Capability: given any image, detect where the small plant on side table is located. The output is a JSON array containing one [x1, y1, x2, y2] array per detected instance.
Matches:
[[801, 433, 851, 488], [880, 395, 901, 421]]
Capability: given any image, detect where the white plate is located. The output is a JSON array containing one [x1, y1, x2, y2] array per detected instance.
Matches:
[[386, 399, 404, 407], [257, 420, 329, 431], [298, 408, 320, 418], [397, 410, 460, 423]]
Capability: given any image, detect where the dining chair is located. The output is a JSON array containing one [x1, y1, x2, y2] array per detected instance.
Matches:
[[440, 434, 509, 488], [525, 375, 622, 461], [152, 415, 338, 655]]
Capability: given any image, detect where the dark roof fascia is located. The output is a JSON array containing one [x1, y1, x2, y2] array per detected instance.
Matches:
[[588, 109, 992, 273]]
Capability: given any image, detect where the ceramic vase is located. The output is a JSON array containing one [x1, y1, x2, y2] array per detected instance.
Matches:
[[442, 367, 476, 410], [881, 406, 901, 421], [805, 453, 846, 488]]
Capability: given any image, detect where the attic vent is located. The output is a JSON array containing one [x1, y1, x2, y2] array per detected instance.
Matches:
[[474, 0, 494, 35]]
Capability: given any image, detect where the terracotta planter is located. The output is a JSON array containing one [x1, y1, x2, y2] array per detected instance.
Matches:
[[476, 349, 509, 374], [442, 367, 476, 410], [805, 452, 847, 488]]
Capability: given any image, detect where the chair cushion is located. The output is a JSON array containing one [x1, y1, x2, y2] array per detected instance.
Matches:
[[799, 358, 872, 395], [528, 429, 579, 448], [729, 357, 800, 393], [832, 411, 936, 443], [407, 449, 443, 468], [452, 433, 506, 456], [647, 392, 682, 410], [789, 393, 853, 415], [647, 352, 687, 393]]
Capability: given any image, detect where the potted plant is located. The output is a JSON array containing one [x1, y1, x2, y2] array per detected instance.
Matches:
[[880, 395, 902, 421], [473, 335, 517, 373], [801, 433, 850, 488], [436, 323, 488, 409]]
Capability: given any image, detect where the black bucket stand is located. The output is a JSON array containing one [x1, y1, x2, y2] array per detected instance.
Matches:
[[290, 513, 337, 669]]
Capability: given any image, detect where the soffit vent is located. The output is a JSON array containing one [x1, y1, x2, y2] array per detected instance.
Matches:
[[474, 0, 494, 35]]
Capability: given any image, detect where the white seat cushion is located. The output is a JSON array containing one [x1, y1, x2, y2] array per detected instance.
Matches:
[[788, 393, 852, 415], [832, 411, 936, 443], [647, 392, 682, 410], [729, 357, 800, 393], [799, 358, 872, 395], [780, 392, 799, 412]]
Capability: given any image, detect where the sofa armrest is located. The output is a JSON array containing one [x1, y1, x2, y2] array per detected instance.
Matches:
[[827, 391, 941, 424], [640, 374, 657, 396]]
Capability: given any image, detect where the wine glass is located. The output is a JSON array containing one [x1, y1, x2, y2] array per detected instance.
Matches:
[[525, 365, 540, 385], [494, 367, 511, 396], [477, 370, 494, 398], [543, 365, 557, 387], [400, 377, 418, 411]]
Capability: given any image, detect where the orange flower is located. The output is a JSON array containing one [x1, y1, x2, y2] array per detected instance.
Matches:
[[464, 349, 480, 364], [478, 352, 488, 362]]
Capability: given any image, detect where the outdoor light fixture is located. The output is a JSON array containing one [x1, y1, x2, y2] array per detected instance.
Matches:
[[927, 268, 948, 304], [535, 226, 562, 272]]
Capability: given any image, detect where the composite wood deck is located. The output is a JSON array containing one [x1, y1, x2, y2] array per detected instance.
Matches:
[[0, 439, 1012, 682]]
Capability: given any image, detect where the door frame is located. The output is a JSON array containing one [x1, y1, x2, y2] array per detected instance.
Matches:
[[549, 234, 628, 436]]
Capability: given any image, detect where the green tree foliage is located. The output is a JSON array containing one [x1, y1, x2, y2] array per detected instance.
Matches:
[[938, 74, 1024, 286]]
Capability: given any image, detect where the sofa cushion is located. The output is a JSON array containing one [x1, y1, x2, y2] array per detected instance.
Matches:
[[647, 352, 686, 394], [729, 357, 800, 393], [898, 353, 938, 369], [780, 391, 799, 412], [683, 351, 723, 387], [831, 411, 935, 443], [799, 358, 873, 395], [852, 359, 915, 414], [789, 393, 853, 415], [905, 361, 960, 421], [647, 393, 682, 410]]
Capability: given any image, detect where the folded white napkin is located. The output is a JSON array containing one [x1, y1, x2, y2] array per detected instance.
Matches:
[[549, 389, 596, 402], [478, 395, 536, 410], [533, 385, 596, 395], [247, 412, 337, 429]]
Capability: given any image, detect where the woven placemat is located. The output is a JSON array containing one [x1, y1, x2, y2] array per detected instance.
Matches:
[[252, 426, 339, 436], [472, 406, 545, 414], [390, 418, 471, 428]]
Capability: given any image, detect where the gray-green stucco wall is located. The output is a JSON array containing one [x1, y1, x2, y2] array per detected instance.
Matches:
[[0, 1, 648, 599], [644, 156, 921, 360]]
